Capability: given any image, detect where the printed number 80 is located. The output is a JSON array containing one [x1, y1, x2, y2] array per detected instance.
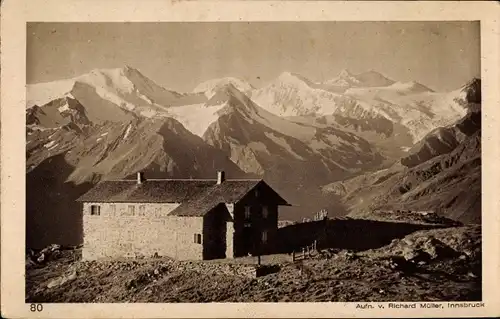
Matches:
[[30, 304, 43, 312]]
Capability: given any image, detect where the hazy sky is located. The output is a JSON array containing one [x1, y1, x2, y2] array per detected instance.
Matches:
[[27, 21, 480, 92]]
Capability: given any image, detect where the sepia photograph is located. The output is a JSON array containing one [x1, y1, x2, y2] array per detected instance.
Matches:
[[22, 20, 484, 304]]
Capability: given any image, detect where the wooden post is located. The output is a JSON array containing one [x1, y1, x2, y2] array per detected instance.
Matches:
[[258, 254, 261, 266], [292, 251, 295, 262], [302, 248, 305, 259], [314, 240, 317, 251]]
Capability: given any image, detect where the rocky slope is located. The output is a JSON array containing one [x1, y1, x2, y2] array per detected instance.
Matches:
[[26, 110, 248, 248], [26, 225, 481, 302], [322, 79, 481, 224], [201, 83, 384, 219]]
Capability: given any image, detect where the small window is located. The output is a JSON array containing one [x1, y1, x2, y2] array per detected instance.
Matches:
[[110, 204, 116, 217], [128, 205, 135, 216], [262, 206, 269, 218], [90, 205, 100, 216], [139, 205, 146, 216], [154, 207, 161, 218], [194, 233, 202, 244], [244, 206, 251, 220], [261, 230, 268, 243], [127, 230, 135, 240], [255, 189, 259, 197]]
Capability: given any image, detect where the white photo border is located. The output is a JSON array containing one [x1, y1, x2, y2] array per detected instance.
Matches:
[[1, 1, 499, 318]]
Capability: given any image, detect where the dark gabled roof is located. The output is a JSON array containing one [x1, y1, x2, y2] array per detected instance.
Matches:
[[170, 180, 266, 216], [77, 178, 291, 217], [76, 179, 261, 204]]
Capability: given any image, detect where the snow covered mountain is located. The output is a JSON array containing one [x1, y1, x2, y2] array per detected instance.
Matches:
[[321, 79, 482, 224], [27, 66, 207, 117], [198, 82, 384, 221], [201, 83, 383, 179], [251, 69, 468, 144], [193, 77, 254, 98], [251, 72, 345, 117], [324, 69, 395, 89]]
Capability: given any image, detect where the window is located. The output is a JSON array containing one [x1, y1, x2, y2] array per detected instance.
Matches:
[[127, 205, 135, 216], [194, 233, 202, 244], [110, 204, 116, 217], [127, 230, 135, 241], [244, 206, 251, 220], [154, 207, 161, 218], [255, 189, 259, 197], [261, 230, 268, 243], [139, 205, 146, 216], [262, 206, 269, 219], [90, 205, 100, 216]]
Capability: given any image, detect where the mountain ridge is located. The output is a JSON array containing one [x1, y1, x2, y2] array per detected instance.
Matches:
[[322, 79, 481, 224]]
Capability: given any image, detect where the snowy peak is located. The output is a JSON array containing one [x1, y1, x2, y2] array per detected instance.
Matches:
[[387, 81, 433, 93], [325, 69, 394, 88], [193, 77, 254, 98], [207, 83, 244, 102], [251, 71, 344, 117], [81, 67, 137, 94], [325, 69, 361, 88], [27, 65, 187, 109], [338, 68, 354, 78], [275, 71, 318, 89], [355, 70, 395, 87]]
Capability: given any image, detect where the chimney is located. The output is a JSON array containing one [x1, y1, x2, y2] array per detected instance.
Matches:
[[217, 171, 225, 184], [137, 172, 146, 184]]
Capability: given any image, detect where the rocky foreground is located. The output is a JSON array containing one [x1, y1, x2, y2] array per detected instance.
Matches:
[[26, 225, 481, 303]]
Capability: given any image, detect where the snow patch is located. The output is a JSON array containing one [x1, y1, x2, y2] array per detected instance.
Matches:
[[139, 109, 157, 118], [79, 68, 135, 94], [193, 78, 253, 98], [57, 102, 70, 113], [26, 79, 75, 108], [165, 103, 226, 137], [264, 132, 304, 160], [94, 87, 136, 110], [43, 140, 57, 149], [47, 144, 59, 151], [247, 142, 271, 155], [310, 135, 343, 150], [137, 92, 153, 104], [123, 124, 133, 139]]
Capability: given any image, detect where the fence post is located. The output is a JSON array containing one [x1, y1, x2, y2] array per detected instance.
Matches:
[[292, 251, 295, 262], [302, 248, 305, 259]]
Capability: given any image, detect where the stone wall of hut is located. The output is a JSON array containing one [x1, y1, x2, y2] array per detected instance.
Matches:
[[82, 202, 205, 260]]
